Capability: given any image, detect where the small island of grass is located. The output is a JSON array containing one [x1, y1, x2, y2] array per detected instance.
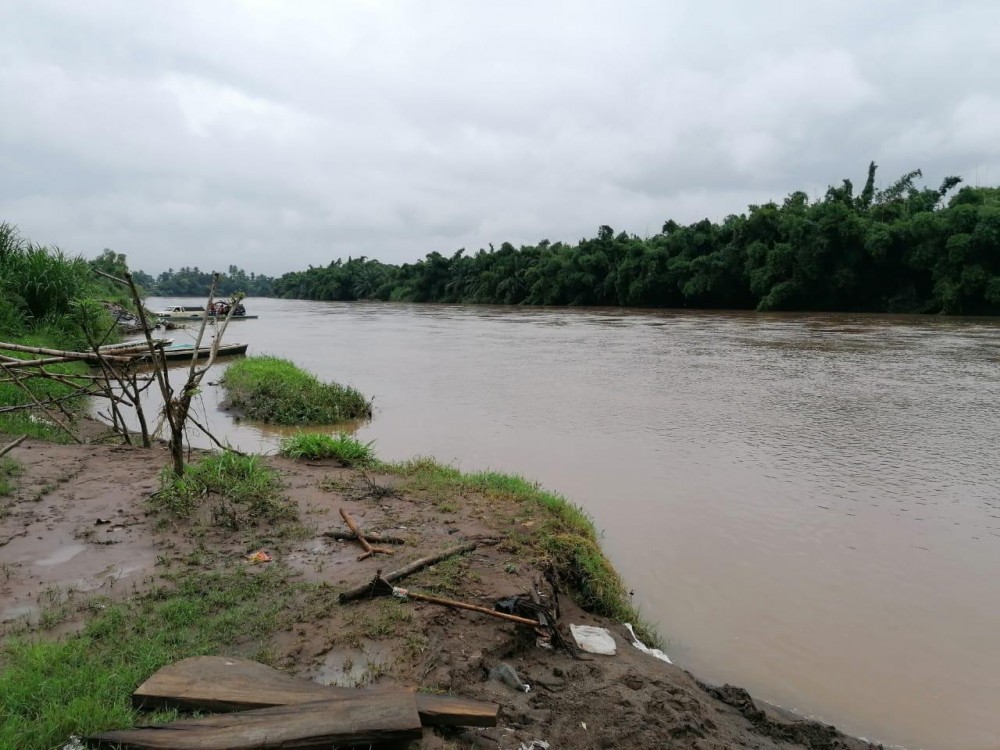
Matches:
[[220, 356, 372, 425]]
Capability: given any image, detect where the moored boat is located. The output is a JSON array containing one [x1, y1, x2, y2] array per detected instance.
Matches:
[[129, 342, 249, 363]]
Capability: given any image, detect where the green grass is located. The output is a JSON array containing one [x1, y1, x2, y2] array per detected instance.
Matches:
[[152, 451, 295, 525], [279, 432, 376, 466], [383, 456, 659, 644], [0, 457, 22, 497], [0, 565, 306, 750], [221, 356, 371, 425]]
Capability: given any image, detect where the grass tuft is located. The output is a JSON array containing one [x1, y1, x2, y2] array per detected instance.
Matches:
[[152, 451, 294, 525], [0, 457, 22, 497], [279, 432, 376, 467], [221, 356, 371, 425]]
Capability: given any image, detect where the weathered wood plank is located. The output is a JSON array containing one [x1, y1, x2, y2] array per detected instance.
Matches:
[[132, 656, 498, 728], [90, 693, 422, 749]]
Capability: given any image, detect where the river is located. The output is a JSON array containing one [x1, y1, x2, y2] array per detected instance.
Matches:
[[123, 297, 1000, 750]]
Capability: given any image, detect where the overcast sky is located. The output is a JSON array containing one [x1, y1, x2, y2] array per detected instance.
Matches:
[[1, 0, 998, 276]]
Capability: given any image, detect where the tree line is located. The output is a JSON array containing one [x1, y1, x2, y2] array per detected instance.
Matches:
[[122, 260, 275, 297], [271, 164, 1000, 315]]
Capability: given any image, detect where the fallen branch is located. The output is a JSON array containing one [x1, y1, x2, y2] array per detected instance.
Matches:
[[339, 508, 394, 561], [338, 541, 479, 603], [0, 435, 27, 458], [323, 529, 407, 545]]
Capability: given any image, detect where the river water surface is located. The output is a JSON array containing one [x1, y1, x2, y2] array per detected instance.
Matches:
[[131, 298, 1000, 750]]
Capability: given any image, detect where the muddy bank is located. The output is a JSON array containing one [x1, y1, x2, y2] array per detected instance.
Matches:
[[0, 437, 882, 749]]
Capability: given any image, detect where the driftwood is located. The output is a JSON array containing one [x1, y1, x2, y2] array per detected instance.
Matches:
[[376, 577, 539, 626], [0, 434, 26, 458], [90, 693, 422, 749], [339, 508, 394, 561], [323, 529, 407, 545], [132, 655, 499, 728], [338, 540, 481, 603]]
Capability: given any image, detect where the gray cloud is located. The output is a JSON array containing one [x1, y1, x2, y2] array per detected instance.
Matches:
[[1, 0, 998, 275]]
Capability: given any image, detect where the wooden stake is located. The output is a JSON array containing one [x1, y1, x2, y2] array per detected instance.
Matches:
[[339, 508, 394, 561]]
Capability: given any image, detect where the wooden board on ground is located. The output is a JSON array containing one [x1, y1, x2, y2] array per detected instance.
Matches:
[[89, 693, 422, 749], [133, 655, 499, 728]]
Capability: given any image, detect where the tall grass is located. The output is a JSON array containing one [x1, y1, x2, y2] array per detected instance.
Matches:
[[221, 356, 372, 425]]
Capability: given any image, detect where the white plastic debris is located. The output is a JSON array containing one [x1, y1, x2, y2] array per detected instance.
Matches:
[[518, 741, 550, 750], [624, 623, 672, 664], [60, 738, 86, 750], [570, 624, 617, 655]]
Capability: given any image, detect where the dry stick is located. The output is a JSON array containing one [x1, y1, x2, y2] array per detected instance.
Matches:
[[390, 585, 539, 626], [0, 435, 27, 458], [339, 508, 394, 561], [323, 530, 407, 545], [338, 541, 480, 603]]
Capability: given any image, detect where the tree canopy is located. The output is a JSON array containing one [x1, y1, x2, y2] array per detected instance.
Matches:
[[270, 165, 1000, 315]]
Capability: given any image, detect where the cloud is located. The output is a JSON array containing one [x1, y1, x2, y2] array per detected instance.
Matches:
[[1, 0, 998, 274]]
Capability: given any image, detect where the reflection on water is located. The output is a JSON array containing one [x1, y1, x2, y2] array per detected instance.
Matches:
[[106, 298, 1000, 750]]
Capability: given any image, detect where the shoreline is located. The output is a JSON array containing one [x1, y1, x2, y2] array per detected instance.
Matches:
[[0, 431, 884, 749]]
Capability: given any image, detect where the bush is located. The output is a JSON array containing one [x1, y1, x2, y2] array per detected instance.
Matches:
[[221, 356, 371, 425], [279, 432, 375, 466]]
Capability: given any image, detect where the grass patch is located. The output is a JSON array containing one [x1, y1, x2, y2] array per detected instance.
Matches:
[[0, 457, 22, 497], [386, 456, 659, 643], [152, 451, 295, 525], [0, 565, 305, 750], [221, 356, 372, 425], [279, 432, 376, 467]]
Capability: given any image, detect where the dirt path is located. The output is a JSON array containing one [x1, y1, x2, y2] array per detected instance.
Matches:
[[0, 438, 881, 749]]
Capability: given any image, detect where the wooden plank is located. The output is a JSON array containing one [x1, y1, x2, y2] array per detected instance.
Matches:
[[133, 656, 499, 728], [91, 693, 421, 749]]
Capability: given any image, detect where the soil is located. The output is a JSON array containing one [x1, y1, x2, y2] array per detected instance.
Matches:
[[0, 436, 882, 750]]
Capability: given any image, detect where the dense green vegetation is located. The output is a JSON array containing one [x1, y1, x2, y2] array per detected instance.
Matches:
[[0, 224, 129, 439], [0, 564, 307, 749], [138, 264, 274, 297], [273, 166, 1000, 315], [279, 432, 376, 466], [221, 356, 372, 425]]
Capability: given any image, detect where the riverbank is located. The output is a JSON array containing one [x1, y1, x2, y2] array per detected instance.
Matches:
[[0, 433, 881, 749]]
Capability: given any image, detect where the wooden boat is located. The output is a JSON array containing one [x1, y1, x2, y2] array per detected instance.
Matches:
[[152, 305, 206, 320], [153, 303, 259, 321], [130, 342, 248, 363], [98, 338, 173, 354]]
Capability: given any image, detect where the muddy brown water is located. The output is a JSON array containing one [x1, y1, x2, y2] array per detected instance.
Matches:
[[106, 297, 1000, 750]]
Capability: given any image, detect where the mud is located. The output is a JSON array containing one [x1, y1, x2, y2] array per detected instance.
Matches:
[[0, 437, 882, 749]]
